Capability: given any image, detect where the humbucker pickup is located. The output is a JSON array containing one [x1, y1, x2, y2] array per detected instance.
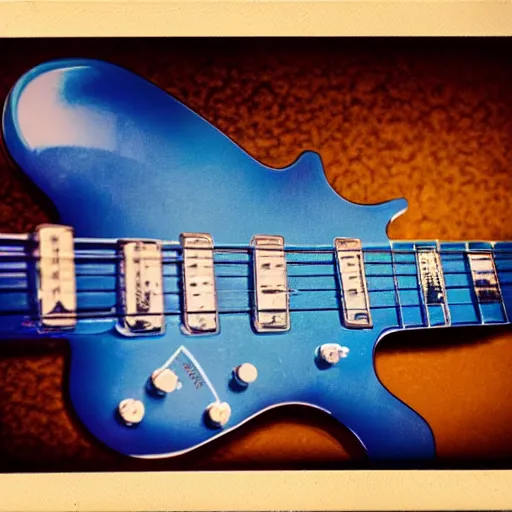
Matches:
[[180, 233, 219, 335], [34, 224, 77, 330], [334, 238, 372, 329], [251, 235, 290, 332], [118, 239, 165, 335]]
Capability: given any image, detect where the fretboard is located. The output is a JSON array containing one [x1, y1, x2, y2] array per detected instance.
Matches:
[[380, 240, 511, 329], [0, 227, 510, 338]]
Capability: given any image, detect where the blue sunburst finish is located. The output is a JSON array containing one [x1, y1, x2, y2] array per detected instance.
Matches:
[[0, 59, 510, 462]]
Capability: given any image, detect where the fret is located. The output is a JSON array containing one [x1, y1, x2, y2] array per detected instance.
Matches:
[[180, 233, 219, 335], [438, 243, 480, 325], [390, 242, 425, 328], [389, 248, 402, 327], [334, 238, 372, 328], [251, 235, 290, 332], [493, 242, 512, 321]]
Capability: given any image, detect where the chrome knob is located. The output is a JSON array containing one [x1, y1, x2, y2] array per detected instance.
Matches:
[[317, 343, 349, 365], [151, 368, 180, 394], [118, 398, 145, 425], [233, 363, 258, 385], [205, 401, 231, 428]]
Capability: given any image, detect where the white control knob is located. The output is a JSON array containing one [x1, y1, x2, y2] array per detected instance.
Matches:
[[151, 368, 180, 394], [318, 343, 349, 365], [118, 398, 145, 425], [205, 401, 231, 428], [234, 363, 258, 385]]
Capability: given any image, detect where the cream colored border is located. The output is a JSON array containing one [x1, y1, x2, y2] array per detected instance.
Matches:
[[0, 1, 512, 511], [0, 470, 510, 511], [0, 1, 512, 36]]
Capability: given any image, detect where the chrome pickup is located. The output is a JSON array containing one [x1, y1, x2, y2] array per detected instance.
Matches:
[[251, 235, 290, 332], [415, 245, 450, 326], [334, 238, 372, 328], [118, 239, 165, 335], [180, 233, 218, 334], [416, 248, 447, 305], [34, 224, 77, 330], [467, 251, 502, 303]]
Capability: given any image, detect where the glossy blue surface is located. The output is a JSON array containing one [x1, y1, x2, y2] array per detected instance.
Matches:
[[3, 57, 501, 461]]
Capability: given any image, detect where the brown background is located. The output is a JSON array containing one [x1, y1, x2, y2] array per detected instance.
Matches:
[[0, 37, 511, 473]]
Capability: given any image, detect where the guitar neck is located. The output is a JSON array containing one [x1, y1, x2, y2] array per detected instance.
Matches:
[[386, 240, 511, 329], [0, 227, 510, 339]]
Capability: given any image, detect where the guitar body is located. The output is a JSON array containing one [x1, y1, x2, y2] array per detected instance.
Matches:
[[1, 59, 435, 460]]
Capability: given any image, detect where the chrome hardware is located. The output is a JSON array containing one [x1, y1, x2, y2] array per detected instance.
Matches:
[[180, 233, 219, 334], [150, 368, 181, 394], [118, 240, 165, 335], [251, 235, 290, 332], [233, 363, 258, 385], [205, 401, 231, 428], [34, 224, 77, 330], [334, 238, 372, 328], [317, 343, 349, 365], [416, 248, 447, 305], [415, 246, 450, 325], [117, 398, 145, 425], [468, 251, 502, 303]]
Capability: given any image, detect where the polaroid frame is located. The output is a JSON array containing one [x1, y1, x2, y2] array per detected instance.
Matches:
[[0, 1, 511, 510]]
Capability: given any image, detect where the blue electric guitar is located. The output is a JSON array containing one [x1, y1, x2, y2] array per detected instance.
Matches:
[[0, 58, 510, 462]]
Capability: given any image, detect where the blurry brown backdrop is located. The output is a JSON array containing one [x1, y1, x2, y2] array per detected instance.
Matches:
[[0, 37, 511, 472]]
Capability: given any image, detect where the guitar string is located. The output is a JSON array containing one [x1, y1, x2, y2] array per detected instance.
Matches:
[[0, 279, 509, 319], [0, 250, 511, 266], [0, 284, 502, 295], [0, 258, 510, 284], [1, 237, 512, 250], [0, 257, 510, 282], [0, 265, 509, 279], [1, 245, 512, 261], [0, 302, 507, 322], [0, 245, 509, 319], [1, 257, 512, 267]]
